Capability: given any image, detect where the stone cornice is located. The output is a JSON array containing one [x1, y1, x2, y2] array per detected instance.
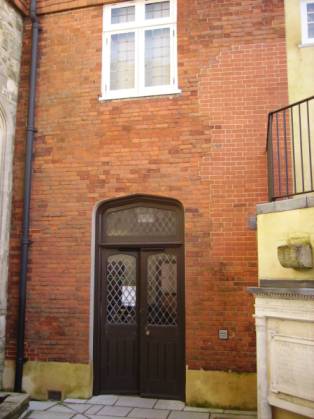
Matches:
[[248, 287, 314, 300], [256, 195, 314, 215]]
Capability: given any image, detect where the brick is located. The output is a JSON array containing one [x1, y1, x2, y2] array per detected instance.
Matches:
[[6, 0, 288, 374]]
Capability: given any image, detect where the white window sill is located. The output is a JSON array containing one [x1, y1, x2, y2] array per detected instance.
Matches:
[[299, 42, 314, 48], [99, 88, 182, 102]]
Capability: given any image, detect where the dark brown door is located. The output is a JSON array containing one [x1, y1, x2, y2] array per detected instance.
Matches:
[[97, 247, 184, 399], [94, 196, 185, 399], [140, 248, 184, 399], [99, 249, 139, 394]]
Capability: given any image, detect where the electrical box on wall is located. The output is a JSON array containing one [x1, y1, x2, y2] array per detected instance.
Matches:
[[219, 329, 228, 340]]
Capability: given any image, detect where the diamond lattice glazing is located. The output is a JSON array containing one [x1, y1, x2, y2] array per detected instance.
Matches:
[[147, 253, 177, 326], [105, 206, 177, 237], [106, 254, 137, 325]]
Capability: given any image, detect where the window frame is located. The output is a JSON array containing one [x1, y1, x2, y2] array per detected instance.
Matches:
[[301, 0, 314, 45], [100, 0, 180, 101]]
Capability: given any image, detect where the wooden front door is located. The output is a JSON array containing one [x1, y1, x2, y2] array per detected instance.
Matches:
[[140, 248, 184, 399], [93, 196, 185, 400]]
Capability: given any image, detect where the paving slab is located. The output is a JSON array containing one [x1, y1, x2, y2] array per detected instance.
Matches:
[[29, 401, 57, 411], [47, 404, 76, 413], [88, 395, 119, 405], [128, 407, 169, 418], [223, 411, 256, 416], [87, 416, 141, 419], [64, 399, 89, 404], [116, 397, 156, 409], [25, 398, 256, 419], [97, 405, 132, 417], [85, 404, 104, 415], [168, 411, 209, 419], [27, 412, 74, 419], [64, 403, 92, 413], [183, 407, 214, 413], [154, 400, 184, 411], [211, 416, 256, 419]]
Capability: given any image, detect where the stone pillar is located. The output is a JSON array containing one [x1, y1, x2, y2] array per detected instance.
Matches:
[[0, 0, 23, 389], [255, 316, 272, 419]]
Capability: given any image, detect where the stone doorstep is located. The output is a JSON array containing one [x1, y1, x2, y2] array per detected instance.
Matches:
[[0, 393, 29, 419]]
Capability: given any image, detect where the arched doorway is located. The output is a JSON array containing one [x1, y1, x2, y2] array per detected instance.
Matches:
[[93, 195, 185, 400]]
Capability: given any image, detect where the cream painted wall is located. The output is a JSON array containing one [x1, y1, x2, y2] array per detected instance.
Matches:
[[257, 207, 314, 280], [273, 407, 308, 419], [284, 1, 314, 194], [285, 0, 314, 102], [255, 4, 314, 419]]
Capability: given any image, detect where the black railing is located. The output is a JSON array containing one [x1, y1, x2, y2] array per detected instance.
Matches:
[[267, 95, 314, 201]]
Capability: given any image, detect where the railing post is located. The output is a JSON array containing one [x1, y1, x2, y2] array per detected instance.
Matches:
[[267, 113, 274, 201]]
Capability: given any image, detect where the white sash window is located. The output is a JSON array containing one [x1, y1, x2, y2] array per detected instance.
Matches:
[[301, 0, 314, 45], [101, 0, 180, 100]]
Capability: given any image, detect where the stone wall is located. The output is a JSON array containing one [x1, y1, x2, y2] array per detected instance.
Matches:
[[0, 0, 23, 389]]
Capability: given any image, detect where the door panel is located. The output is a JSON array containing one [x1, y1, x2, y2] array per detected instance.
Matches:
[[97, 247, 184, 399], [140, 249, 184, 399], [100, 250, 139, 394]]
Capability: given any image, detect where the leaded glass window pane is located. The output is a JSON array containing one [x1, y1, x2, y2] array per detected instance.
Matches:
[[110, 32, 135, 90], [307, 3, 314, 13], [308, 2, 314, 38], [145, 1, 170, 19], [111, 6, 135, 24], [106, 254, 137, 325], [147, 253, 177, 326], [145, 28, 171, 87], [105, 206, 178, 237]]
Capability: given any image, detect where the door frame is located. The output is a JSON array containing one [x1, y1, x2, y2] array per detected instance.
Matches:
[[93, 194, 185, 400]]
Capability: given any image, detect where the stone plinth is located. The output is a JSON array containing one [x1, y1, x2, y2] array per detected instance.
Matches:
[[0, 392, 29, 419], [249, 287, 314, 419]]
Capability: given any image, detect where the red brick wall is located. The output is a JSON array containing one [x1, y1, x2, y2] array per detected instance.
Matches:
[[7, 0, 288, 371]]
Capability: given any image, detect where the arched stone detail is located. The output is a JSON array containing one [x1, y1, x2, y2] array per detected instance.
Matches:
[[0, 100, 15, 389]]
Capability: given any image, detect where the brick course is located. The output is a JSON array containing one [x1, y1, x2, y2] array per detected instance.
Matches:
[[7, 0, 288, 372]]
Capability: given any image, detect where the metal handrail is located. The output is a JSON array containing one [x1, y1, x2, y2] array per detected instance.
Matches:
[[266, 96, 314, 201]]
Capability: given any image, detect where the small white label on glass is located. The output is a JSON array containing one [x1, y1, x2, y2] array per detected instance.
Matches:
[[122, 286, 136, 307]]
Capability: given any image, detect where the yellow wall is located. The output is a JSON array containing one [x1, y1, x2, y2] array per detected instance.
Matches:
[[285, 0, 314, 102], [3, 360, 93, 400], [3, 360, 257, 410], [186, 370, 257, 411], [284, 1, 314, 193], [257, 207, 314, 280], [273, 407, 308, 419], [256, 4, 314, 419]]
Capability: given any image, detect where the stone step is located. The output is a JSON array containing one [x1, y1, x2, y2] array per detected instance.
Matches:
[[0, 392, 29, 419]]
